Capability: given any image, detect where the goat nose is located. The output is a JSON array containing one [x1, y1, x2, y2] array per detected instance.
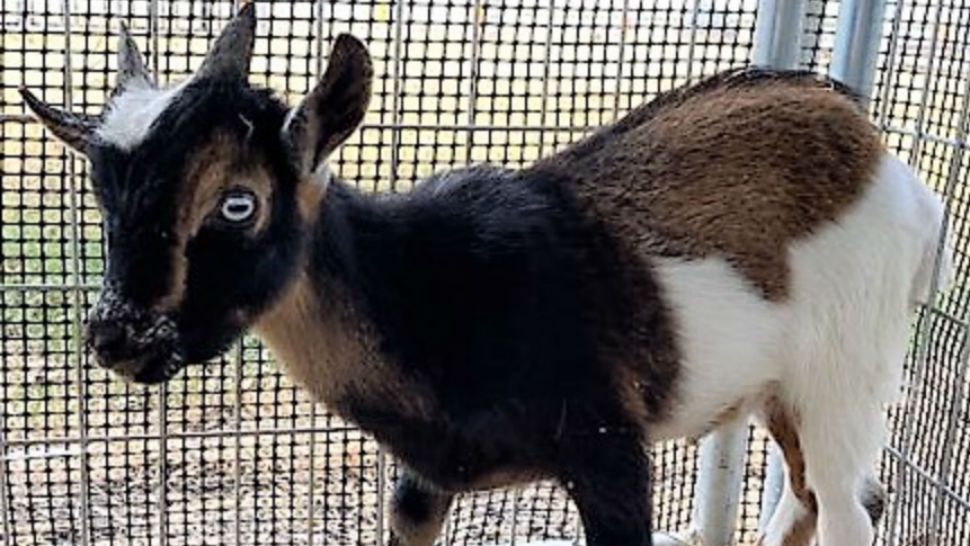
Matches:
[[86, 320, 128, 358]]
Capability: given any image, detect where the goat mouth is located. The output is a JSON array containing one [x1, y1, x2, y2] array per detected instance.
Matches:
[[97, 342, 185, 385], [130, 348, 186, 385]]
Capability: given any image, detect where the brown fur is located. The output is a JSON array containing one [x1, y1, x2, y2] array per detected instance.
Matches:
[[763, 396, 818, 546], [533, 70, 884, 300], [708, 399, 748, 435], [297, 171, 329, 222], [157, 134, 275, 311], [252, 271, 434, 419]]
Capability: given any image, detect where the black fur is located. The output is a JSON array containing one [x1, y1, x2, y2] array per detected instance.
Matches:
[[87, 81, 305, 372], [308, 167, 668, 545], [83, 76, 678, 544], [77, 66, 871, 545], [79, 70, 675, 542]]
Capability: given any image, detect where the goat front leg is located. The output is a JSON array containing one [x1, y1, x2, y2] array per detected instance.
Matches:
[[388, 469, 454, 546], [560, 427, 653, 546]]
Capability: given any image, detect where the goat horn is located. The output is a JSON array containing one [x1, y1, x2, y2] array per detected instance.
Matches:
[[196, 2, 256, 82], [114, 21, 154, 95], [19, 87, 99, 153]]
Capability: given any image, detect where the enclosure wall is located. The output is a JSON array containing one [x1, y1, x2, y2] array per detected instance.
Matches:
[[1, 1, 967, 545]]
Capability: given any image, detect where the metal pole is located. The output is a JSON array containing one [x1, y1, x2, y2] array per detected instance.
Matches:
[[685, 0, 701, 82], [611, 0, 631, 121], [0, 358, 10, 546], [829, 0, 888, 100], [231, 6, 246, 546], [758, 445, 785, 531], [63, 0, 93, 544], [387, 0, 406, 193], [464, 0, 485, 161], [752, 0, 807, 69], [690, 419, 748, 546], [145, 2, 169, 543], [744, 0, 818, 534], [307, 3, 326, 542]]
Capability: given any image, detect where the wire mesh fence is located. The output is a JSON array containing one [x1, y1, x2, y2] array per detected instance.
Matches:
[[0, 1, 967, 545]]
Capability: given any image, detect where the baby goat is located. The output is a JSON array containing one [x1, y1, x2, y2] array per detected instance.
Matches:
[[22, 6, 951, 546]]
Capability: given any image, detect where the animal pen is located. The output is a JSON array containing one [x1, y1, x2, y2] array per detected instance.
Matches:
[[0, 0, 967, 544]]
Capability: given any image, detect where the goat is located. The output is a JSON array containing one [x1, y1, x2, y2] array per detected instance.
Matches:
[[21, 6, 952, 546]]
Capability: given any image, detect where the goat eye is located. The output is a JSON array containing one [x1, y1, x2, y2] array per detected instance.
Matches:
[[219, 191, 257, 224]]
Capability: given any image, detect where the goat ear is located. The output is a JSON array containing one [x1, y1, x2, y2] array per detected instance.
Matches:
[[281, 34, 372, 175]]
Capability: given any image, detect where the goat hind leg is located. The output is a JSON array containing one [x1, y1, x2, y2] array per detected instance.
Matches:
[[800, 402, 883, 546], [757, 397, 817, 546]]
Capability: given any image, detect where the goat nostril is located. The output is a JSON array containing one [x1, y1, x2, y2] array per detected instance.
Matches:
[[87, 321, 128, 356]]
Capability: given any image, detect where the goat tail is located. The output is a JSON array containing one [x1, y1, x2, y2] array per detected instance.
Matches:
[[911, 183, 954, 306]]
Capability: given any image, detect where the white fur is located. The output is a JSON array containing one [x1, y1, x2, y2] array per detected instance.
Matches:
[[97, 79, 189, 150], [652, 154, 949, 545], [759, 484, 812, 546]]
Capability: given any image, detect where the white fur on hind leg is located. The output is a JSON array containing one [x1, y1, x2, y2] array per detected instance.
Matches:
[[759, 483, 813, 546]]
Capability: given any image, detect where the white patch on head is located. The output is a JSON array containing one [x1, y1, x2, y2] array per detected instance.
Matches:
[[97, 79, 189, 150]]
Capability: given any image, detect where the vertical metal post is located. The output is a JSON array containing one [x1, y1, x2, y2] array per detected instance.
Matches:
[[757, 445, 784, 531], [377, 450, 386, 542], [829, 0, 887, 100], [690, 420, 748, 546], [0, 374, 10, 545], [230, 5, 246, 546], [387, 0, 406, 193], [149, 0, 169, 542], [233, 341, 244, 546], [538, 0, 556, 158], [875, 0, 904, 128], [63, 1, 92, 544], [149, 0, 159, 86], [307, 3, 326, 541], [464, 0, 484, 162], [611, 0, 630, 121], [744, 0, 817, 534], [752, 0, 807, 69], [376, 0, 408, 539], [685, 0, 701, 82]]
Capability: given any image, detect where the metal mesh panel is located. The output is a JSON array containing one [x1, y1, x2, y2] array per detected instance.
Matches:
[[873, 1, 970, 545], [2, 1, 968, 545], [800, 0, 839, 71]]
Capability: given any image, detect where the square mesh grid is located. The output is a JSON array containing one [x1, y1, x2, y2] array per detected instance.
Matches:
[[1, 1, 968, 545], [873, 1, 970, 545]]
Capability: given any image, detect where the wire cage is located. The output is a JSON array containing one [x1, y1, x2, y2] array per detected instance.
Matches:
[[0, 0, 967, 545]]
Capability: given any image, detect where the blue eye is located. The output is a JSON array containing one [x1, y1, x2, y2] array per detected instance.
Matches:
[[219, 191, 257, 224]]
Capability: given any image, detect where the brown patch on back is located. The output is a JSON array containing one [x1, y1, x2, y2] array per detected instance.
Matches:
[[252, 271, 434, 419], [532, 68, 884, 300]]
